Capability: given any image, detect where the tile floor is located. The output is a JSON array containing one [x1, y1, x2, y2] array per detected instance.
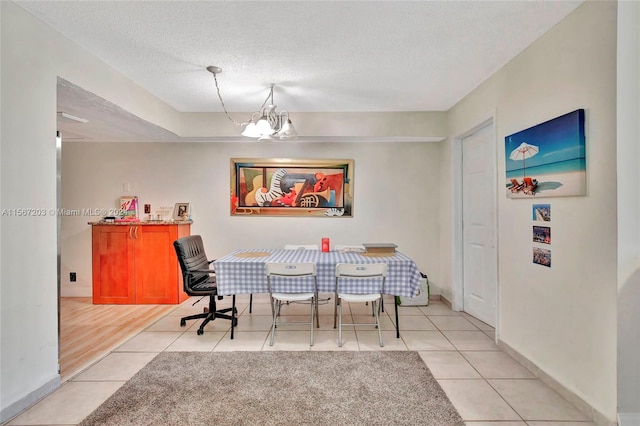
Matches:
[[6, 295, 596, 426]]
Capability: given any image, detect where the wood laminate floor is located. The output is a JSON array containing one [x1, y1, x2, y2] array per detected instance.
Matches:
[[59, 297, 177, 381]]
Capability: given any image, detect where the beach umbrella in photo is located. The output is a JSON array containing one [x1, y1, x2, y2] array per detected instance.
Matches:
[[510, 142, 539, 177]]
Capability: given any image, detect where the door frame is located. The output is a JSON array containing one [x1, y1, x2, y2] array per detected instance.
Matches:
[[56, 131, 62, 373], [451, 115, 499, 335]]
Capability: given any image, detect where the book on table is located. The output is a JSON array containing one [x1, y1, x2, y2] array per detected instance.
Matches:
[[363, 243, 397, 254]]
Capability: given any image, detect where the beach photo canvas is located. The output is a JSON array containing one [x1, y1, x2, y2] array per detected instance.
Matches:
[[505, 109, 586, 198]]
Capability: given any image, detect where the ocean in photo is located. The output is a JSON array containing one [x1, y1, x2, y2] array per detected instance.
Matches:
[[506, 158, 585, 179]]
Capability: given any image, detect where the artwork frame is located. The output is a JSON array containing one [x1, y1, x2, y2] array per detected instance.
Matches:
[[505, 109, 586, 198], [173, 202, 190, 221], [533, 247, 551, 267], [230, 158, 354, 217], [120, 195, 139, 219], [532, 203, 551, 222], [533, 225, 551, 244]]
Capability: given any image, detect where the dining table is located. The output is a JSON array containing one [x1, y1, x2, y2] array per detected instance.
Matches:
[[213, 248, 423, 338]]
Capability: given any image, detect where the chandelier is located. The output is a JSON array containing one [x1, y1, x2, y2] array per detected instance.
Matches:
[[207, 66, 298, 141]]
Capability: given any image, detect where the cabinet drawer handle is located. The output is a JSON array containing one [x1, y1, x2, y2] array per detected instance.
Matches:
[[134, 226, 139, 239], [129, 226, 134, 239]]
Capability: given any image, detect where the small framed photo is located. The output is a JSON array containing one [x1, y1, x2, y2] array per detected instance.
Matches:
[[533, 247, 551, 267], [533, 203, 551, 221], [173, 203, 190, 221], [533, 225, 551, 244]]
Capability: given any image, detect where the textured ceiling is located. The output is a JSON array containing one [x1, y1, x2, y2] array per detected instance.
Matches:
[[15, 0, 583, 141]]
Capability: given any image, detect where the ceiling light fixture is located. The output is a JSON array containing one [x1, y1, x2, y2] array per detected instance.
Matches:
[[57, 112, 89, 124], [207, 66, 298, 141]]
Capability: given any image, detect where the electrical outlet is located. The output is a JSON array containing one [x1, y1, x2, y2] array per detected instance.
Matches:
[[70, 272, 77, 282]]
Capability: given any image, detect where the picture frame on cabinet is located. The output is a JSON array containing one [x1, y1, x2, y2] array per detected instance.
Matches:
[[120, 195, 139, 219], [173, 203, 190, 221]]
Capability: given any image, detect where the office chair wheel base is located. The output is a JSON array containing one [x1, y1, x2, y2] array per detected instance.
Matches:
[[197, 328, 204, 335], [180, 319, 186, 327]]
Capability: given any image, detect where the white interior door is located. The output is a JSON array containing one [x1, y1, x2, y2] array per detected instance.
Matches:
[[462, 123, 497, 327]]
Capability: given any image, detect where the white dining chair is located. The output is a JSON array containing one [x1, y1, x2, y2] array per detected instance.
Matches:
[[284, 244, 320, 250], [334, 263, 388, 347], [265, 262, 318, 346]]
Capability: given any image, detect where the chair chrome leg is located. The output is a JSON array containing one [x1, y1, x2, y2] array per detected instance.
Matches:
[[333, 292, 338, 329], [315, 292, 320, 328], [374, 300, 384, 347], [270, 296, 275, 322], [269, 300, 278, 346], [310, 297, 315, 346], [338, 300, 343, 347]]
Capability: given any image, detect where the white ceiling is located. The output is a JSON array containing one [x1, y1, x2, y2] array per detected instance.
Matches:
[[15, 0, 583, 141]]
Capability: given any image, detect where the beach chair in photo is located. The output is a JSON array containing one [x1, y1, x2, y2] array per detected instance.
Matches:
[[523, 177, 538, 195], [509, 178, 524, 193]]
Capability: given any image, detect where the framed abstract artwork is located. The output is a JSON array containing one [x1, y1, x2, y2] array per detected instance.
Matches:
[[505, 109, 586, 198], [230, 158, 354, 217]]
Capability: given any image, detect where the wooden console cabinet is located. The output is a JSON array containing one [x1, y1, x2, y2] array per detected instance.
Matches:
[[91, 222, 191, 304]]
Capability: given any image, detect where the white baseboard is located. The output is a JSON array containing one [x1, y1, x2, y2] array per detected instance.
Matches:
[[60, 286, 91, 297], [619, 412, 640, 426], [498, 340, 616, 426], [0, 375, 61, 423]]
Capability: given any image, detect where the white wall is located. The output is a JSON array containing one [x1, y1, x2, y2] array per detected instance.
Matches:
[[445, 2, 617, 422], [60, 141, 442, 298], [616, 2, 640, 424], [0, 2, 184, 420]]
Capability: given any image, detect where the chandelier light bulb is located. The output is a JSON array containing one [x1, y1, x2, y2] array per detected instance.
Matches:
[[278, 119, 298, 140], [256, 118, 274, 135], [241, 122, 260, 138]]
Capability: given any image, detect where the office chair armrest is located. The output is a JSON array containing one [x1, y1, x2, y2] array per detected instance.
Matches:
[[191, 268, 215, 274]]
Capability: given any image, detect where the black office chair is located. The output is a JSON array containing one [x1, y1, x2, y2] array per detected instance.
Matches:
[[173, 235, 237, 337]]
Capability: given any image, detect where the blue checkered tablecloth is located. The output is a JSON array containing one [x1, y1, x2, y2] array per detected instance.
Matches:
[[214, 249, 421, 297]]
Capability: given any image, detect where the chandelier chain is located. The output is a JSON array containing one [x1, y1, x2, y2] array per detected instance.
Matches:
[[212, 72, 241, 126], [212, 72, 274, 126]]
